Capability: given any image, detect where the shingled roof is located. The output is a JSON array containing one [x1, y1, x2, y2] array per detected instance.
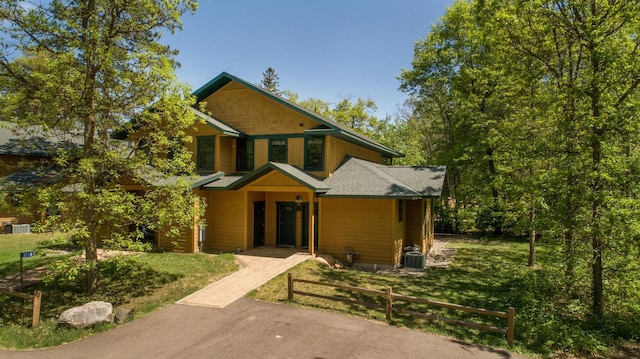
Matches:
[[322, 157, 446, 199]]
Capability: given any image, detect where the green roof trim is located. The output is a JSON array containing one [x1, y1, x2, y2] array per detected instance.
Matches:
[[189, 172, 225, 189], [225, 162, 330, 193], [191, 72, 402, 158], [190, 108, 242, 137]]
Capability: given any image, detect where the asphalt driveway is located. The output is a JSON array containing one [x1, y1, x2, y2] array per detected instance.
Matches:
[[2, 298, 529, 359]]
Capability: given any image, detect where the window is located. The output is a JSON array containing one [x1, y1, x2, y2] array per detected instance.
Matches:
[[236, 138, 254, 172], [196, 136, 215, 173], [269, 138, 287, 163], [305, 137, 324, 171]]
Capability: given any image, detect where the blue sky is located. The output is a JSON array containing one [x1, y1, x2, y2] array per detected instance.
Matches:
[[162, 0, 454, 119]]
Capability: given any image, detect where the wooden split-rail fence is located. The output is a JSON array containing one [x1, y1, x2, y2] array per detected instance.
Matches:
[[0, 289, 42, 327], [287, 273, 515, 345]]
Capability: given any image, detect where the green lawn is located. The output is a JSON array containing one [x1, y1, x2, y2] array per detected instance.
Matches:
[[0, 233, 238, 349], [249, 237, 639, 358]]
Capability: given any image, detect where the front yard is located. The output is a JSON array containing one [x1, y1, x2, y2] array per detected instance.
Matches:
[[249, 236, 640, 358], [0, 233, 237, 349]]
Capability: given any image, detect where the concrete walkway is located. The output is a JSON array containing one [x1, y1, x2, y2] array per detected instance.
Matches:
[[176, 247, 311, 308]]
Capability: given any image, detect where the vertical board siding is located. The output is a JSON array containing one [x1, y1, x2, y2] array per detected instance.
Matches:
[[202, 191, 246, 252], [288, 137, 304, 168], [325, 137, 383, 176], [254, 139, 268, 167], [320, 198, 394, 265], [406, 200, 424, 250], [247, 192, 266, 249], [217, 136, 235, 173]]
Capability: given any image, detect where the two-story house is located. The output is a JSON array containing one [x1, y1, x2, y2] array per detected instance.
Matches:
[[159, 72, 446, 267]]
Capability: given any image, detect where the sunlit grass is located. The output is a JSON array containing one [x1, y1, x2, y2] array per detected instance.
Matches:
[[0, 234, 238, 349]]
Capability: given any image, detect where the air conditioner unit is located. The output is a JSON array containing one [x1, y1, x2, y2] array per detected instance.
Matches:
[[404, 252, 425, 269], [12, 224, 31, 234]]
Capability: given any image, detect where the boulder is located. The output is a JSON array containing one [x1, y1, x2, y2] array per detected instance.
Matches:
[[58, 301, 113, 329], [114, 307, 133, 324]]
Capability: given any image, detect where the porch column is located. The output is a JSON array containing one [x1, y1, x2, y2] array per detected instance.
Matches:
[[307, 191, 315, 256]]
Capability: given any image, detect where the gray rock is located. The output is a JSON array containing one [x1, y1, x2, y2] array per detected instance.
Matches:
[[58, 301, 113, 329], [114, 307, 133, 324]]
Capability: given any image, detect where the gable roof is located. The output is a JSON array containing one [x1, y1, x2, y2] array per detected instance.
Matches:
[[0, 166, 65, 191], [190, 108, 243, 137], [0, 122, 82, 156], [191, 72, 402, 158], [322, 157, 446, 199], [218, 162, 330, 192]]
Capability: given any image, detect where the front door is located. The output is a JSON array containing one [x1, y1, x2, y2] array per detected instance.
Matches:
[[253, 201, 265, 247], [277, 202, 297, 247]]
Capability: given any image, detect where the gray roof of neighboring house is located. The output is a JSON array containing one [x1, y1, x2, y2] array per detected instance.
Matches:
[[0, 122, 82, 156], [322, 157, 446, 199], [0, 166, 65, 191], [191, 72, 402, 158]]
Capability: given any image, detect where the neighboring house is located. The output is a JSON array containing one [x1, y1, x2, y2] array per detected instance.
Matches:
[[0, 124, 75, 226], [159, 72, 446, 267]]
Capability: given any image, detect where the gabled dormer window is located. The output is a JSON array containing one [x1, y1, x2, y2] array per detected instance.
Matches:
[[305, 136, 324, 171], [269, 138, 287, 163], [196, 136, 215, 173]]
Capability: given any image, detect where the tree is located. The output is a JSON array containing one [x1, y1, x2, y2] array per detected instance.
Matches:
[[260, 67, 281, 95], [0, 0, 201, 294], [499, 0, 640, 320]]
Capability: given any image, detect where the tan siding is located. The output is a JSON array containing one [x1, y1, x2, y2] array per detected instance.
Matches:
[[202, 83, 319, 136], [392, 200, 406, 266], [406, 200, 424, 248], [320, 198, 394, 265], [202, 191, 246, 252], [247, 192, 266, 249], [217, 136, 235, 173], [325, 137, 383, 176], [288, 138, 304, 168], [157, 197, 199, 253], [254, 139, 268, 167]]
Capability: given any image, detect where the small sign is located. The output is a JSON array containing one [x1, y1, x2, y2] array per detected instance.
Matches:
[[20, 251, 35, 258]]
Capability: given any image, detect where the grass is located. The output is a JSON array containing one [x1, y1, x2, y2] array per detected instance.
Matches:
[[0, 233, 238, 349], [248, 236, 639, 358]]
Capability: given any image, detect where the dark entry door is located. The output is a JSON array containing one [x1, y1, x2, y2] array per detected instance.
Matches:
[[253, 201, 265, 247], [301, 203, 319, 249], [277, 202, 297, 247]]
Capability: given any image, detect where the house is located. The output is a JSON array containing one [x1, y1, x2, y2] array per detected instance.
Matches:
[[159, 72, 446, 267], [0, 124, 77, 227]]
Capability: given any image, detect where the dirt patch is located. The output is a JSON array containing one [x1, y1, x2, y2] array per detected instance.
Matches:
[[376, 237, 458, 276]]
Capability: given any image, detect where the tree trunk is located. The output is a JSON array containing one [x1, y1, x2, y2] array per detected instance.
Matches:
[[527, 200, 536, 267]]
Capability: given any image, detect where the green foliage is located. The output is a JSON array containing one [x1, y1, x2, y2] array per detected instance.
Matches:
[[400, 0, 640, 322], [0, 250, 238, 349], [0, 0, 201, 293], [252, 237, 640, 357]]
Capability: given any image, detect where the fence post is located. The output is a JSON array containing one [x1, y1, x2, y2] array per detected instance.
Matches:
[[385, 287, 392, 322], [32, 290, 42, 328], [287, 272, 294, 301], [506, 307, 515, 345]]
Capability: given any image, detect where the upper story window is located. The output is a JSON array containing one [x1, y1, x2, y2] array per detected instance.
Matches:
[[236, 138, 254, 172], [196, 136, 215, 173], [305, 136, 324, 171], [269, 138, 287, 163]]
